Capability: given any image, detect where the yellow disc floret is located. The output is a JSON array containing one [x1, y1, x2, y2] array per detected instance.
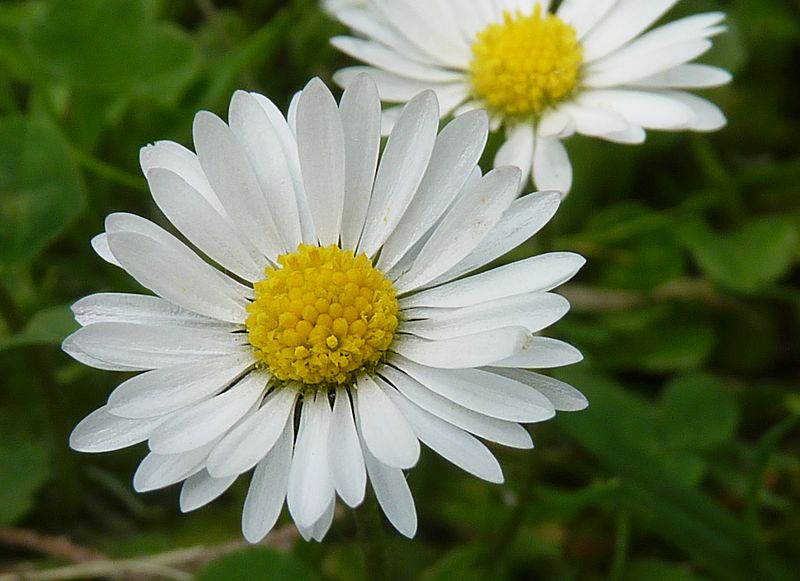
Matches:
[[469, 7, 583, 118], [246, 244, 399, 386]]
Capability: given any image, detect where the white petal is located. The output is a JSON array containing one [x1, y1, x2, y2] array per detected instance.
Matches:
[[206, 387, 298, 478], [249, 92, 316, 243], [331, 37, 463, 83], [307, 499, 336, 542], [329, 387, 366, 507], [108, 355, 254, 419], [578, 89, 695, 130], [391, 356, 555, 423], [228, 91, 304, 250], [494, 123, 534, 181], [378, 110, 489, 271], [91, 233, 121, 267], [394, 166, 521, 293], [296, 78, 346, 245], [70, 407, 166, 453], [62, 322, 248, 370], [532, 136, 573, 196], [392, 326, 531, 369], [148, 371, 268, 455], [133, 441, 216, 492], [403, 293, 570, 340], [193, 111, 287, 259], [105, 217, 248, 323], [139, 141, 224, 216], [385, 387, 503, 483], [661, 91, 727, 131], [358, 90, 439, 256], [490, 337, 584, 369], [400, 252, 585, 309], [146, 168, 265, 282], [429, 191, 562, 286], [379, 366, 533, 449], [242, 417, 294, 543], [537, 109, 577, 139], [287, 391, 335, 529], [71, 293, 234, 329], [373, 0, 471, 68], [360, 430, 417, 538], [632, 63, 732, 88], [339, 74, 382, 250], [558, 0, 616, 39], [488, 368, 589, 412], [581, 0, 681, 62], [180, 470, 237, 512], [355, 375, 419, 469]]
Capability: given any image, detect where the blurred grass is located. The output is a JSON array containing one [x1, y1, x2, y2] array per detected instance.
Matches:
[[0, 0, 798, 579]]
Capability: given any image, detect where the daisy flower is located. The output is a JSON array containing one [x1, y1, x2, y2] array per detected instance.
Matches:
[[62, 75, 587, 542], [330, 0, 732, 195]]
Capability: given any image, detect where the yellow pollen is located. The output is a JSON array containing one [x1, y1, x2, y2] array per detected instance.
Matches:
[[246, 244, 399, 386], [469, 7, 583, 118]]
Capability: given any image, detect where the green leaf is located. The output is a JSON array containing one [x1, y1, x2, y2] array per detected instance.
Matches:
[[0, 413, 51, 524], [624, 559, 710, 581], [681, 217, 798, 294], [0, 117, 86, 267], [659, 374, 739, 451], [0, 305, 78, 350], [196, 548, 321, 581], [23, 0, 201, 103]]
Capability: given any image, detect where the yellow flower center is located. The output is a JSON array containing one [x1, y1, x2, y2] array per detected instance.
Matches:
[[246, 244, 399, 386], [469, 7, 583, 118]]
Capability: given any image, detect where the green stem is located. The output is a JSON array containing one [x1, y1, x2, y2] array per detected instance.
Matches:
[[608, 511, 631, 581], [353, 491, 391, 581]]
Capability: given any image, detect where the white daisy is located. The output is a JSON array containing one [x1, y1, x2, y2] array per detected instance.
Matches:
[[62, 75, 587, 543], [330, 0, 732, 195]]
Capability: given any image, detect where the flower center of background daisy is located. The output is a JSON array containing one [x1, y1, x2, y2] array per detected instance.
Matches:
[[469, 7, 583, 118], [246, 244, 399, 386]]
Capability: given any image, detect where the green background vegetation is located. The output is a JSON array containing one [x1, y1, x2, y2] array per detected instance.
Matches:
[[0, 0, 798, 579]]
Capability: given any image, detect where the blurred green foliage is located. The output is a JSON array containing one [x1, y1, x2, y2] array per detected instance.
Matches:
[[0, 0, 798, 579]]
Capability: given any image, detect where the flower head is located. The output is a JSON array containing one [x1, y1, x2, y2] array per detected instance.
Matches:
[[63, 75, 587, 542], [330, 0, 732, 195]]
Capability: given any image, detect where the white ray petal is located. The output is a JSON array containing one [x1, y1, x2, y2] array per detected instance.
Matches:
[[429, 191, 561, 286], [148, 371, 267, 455], [494, 123, 534, 181], [62, 322, 248, 370], [379, 366, 533, 449], [206, 387, 298, 478], [329, 387, 366, 507], [287, 391, 335, 529], [357, 91, 439, 257], [71, 293, 234, 329], [487, 368, 589, 411], [631, 63, 732, 89], [108, 354, 254, 419], [532, 135, 573, 195], [355, 375, 419, 470], [339, 74, 382, 250], [193, 111, 287, 259], [180, 470, 237, 513], [391, 355, 555, 423], [133, 441, 217, 492], [91, 233, 121, 267], [69, 407, 167, 453], [296, 78, 346, 246], [385, 387, 503, 483], [378, 110, 489, 271], [395, 166, 521, 293], [490, 337, 584, 369], [146, 168, 266, 281], [242, 417, 294, 543], [392, 326, 531, 369], [400, 252, 585, 309], [228, 91, 304, 250], [403, 293, 570, 340]]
